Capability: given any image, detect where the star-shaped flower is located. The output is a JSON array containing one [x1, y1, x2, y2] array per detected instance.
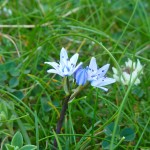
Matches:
[[87, 57, 116, 91], [45, 47, 82, 77], [74, 57, 116, 91]]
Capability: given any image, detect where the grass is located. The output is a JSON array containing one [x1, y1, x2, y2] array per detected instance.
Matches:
[[0, 0, 150, 149]]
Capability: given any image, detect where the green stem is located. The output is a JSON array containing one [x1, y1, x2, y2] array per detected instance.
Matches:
[[110, 83, 134, 149], [91, 88, 98, 146], [134, 118, 150, 150]]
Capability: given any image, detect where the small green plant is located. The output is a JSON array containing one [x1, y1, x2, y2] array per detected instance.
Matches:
[[5, 131, 37, 150], [102, 122, 135, 149], [0, 99, 15, 134]]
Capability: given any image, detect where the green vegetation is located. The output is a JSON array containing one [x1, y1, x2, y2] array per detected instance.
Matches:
[[0, 0, 150, 149]]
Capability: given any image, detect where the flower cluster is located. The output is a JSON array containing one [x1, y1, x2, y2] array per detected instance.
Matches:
[[112, 58, 143, 85], [74, 57, 116, 91], [45, 48, 116, 91]]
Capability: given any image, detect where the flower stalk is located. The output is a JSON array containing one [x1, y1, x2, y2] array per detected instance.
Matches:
[[63, 77, 70, 95], [53, 94, 71, 149], [53, 82, 89, 149]]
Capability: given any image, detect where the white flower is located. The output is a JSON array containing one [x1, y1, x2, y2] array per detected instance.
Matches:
[[0, 7, 12, 16], [45, 47, 82, 77], [112, 58, 143, 85], [87, 57, 116, 91]]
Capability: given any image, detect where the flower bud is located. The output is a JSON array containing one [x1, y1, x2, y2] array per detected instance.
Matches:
[[74, 68, 88, 86]]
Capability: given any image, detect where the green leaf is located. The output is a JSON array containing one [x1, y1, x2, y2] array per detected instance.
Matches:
[[132, 86, 144, 98], [13, 91, 24, 100], [5, 144, 15, 150], [0, 72, 8, 81], [120, 128, 135, 141], [11, 131, 23, 148], [19, 145, 37, 150], [104, 122, 120, 136], [102, 136, 117, 150], [5, 62, 16, 72], [10, 68, 20, 77], [9, 77, 19, 88], [23, 69, 31, 74]]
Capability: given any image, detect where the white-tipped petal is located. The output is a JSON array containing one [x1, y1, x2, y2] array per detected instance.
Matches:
[[112, 67, 118, 74], [123, 72, 130, 81], [125, 58, 132, 68], [136, 59, 143, 73], [131, 71, 141, 85], [132, 71, 137, 80]]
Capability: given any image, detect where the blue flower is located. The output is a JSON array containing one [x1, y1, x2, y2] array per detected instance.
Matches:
[[74, 67, 88, 85], [87, 57, 116, 91], [45, 47, 82, 77]]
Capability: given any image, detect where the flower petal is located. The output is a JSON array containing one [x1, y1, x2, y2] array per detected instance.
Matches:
[[88, 57, 98, 74], [122, 72, 130, 84], [91, 77, 116, 87], [70, 53, 79, 68], [97, 86, 108, 91], [75, 68, 88, 85], [47, 69, 57, 73], [87, 57, 98, 81], [136, 59, 143, 73], [47, 69, 63, 76], [120, 76, 126, 85], [97, 64, 110, 78], [45, 62, 60, 71], [72, 62, 83, 74], [112, 67, 118, 74], [125, 58, 132, 68], [60, 47, 68, 65], [91, 83, 108, 91]]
